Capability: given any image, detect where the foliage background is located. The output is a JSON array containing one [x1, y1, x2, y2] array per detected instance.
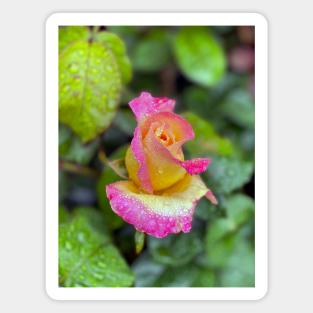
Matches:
[[58, 25, 255, 287]]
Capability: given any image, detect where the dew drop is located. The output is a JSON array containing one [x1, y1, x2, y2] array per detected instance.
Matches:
[[158, 169, 164, 174]]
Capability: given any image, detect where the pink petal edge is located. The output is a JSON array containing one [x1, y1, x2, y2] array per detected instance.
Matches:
[[129, 92, 175, 121], [130, 127, 153, 194], [106, 183, 197, 238], [146, 129, 211, 176], [179, 158, 211, 175], [205, 189, 218, 205]]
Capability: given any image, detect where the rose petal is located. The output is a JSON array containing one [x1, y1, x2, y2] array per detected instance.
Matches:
[[143, 124, 186, 191], [106, 175, 211, 238], [144, 126, 210, 178], [129, 92, 175, 121], [180, 158, 211, 175], [129, 127, 153, 193], [141, 112, 194, 150], [205, 189, 218, 205]]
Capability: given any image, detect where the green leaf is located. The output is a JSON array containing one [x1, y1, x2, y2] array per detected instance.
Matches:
[[59, 41, 122, 142], [96, 146, 128, 230], [131, 37, 171, 72], [181, 74, 247, 120], [96, 31, 132, 83], [206, 226, 255, 286], [59, 124, 99, 165], [153, 264, 214, 287], [132, 253, 215, 287], [173, 27, 226, 86], [154, 265, 215, 287], [59, 26, 89, 52], [183, 112, 234, 157], [204, 157, 254, 194], [219, 228, 255, 287], [59, 207, 134, 287], [192, 267, 216, 287], [106, 26, 141, 49], [220, 89, 255, 129], [206, 219, 236, 247], [194, 197, 221, 221], [148, 232, 202, 266], [205, 194, 254, 273], [224, 194, 255, 226], [132, 253, 165, 287], [205, 194, 254, 250], [96, 167, 124, 230]]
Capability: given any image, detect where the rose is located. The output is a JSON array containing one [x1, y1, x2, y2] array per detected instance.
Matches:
[[106, 92, 217, 238]]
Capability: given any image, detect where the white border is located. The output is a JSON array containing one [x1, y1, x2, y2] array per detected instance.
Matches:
[[45, 12, 268, 301]]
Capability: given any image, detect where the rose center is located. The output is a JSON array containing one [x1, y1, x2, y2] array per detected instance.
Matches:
[[154, 125, 174, 146]]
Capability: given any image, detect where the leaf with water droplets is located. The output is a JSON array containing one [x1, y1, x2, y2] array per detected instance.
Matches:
[[132, 253, 215, 287], [96, 31, 132, 83], [59, 207, 134, 287], [204, 157, 253, 194], [205, 194, 254, 275], [59, 26, 89, 52], [153, 264, 215, 287], [205, 194, 255, 287], [59, 40, 122, 142], [148, 232, 202, 266]]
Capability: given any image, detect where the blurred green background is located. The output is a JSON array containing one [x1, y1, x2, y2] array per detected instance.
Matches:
[[58, 25, 255, 287]]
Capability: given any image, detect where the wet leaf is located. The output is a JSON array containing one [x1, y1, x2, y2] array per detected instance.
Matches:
[[96, 31, 132, 83], [194, 197, 222, 221], [59, 41, 122, 142], [204, 157, 254, 194], [224, 194, 255, 226], [59, 26, 89, 52], [205, 194, 254, 275], [154, 265, 215, 287], [59, 207, 134, 287], [206, 225, 255, 286], [148, 232, 202, 266], [132, 252, 215, 287], [219, 228, 255, 287], [132, 253, 164, 287]]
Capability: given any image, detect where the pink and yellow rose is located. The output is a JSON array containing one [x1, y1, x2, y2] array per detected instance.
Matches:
[[106, 92, 217, 238]]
